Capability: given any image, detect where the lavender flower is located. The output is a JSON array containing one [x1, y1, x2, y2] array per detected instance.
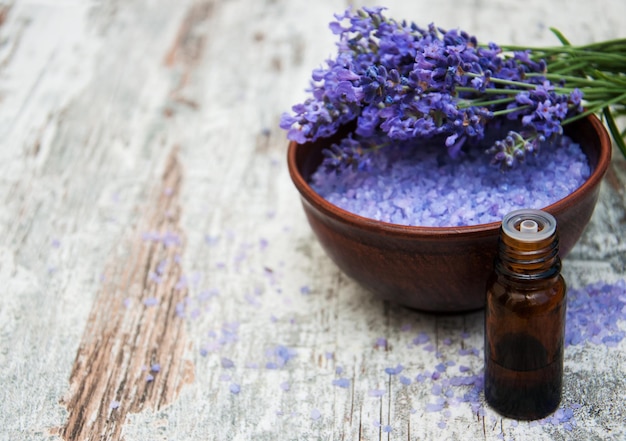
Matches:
[[282, 7, 626, 171]]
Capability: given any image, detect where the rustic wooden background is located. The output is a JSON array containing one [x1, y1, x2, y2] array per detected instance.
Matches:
[[1, 0, 625, 440]]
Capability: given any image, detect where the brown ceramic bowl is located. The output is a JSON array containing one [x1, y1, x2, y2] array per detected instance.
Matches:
[[287, 115, 612, 312]]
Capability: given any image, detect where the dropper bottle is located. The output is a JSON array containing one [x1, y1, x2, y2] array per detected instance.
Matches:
[[484, 209, 566, 420]]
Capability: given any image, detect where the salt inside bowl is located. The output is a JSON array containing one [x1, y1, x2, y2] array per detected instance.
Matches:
[[310, 133, 590, 227]]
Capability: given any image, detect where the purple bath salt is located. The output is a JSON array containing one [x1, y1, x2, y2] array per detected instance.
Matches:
[[310, 135, 589, 227]]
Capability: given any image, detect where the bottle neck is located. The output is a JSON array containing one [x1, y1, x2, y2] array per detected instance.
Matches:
[[495, 230, 561, 282]]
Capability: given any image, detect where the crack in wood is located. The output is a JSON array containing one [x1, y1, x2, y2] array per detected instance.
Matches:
[[162, 0, 215, 111], [55, 148, 195, 440]]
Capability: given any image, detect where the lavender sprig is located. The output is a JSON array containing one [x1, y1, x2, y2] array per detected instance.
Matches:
[[281, 7, 623, 171]]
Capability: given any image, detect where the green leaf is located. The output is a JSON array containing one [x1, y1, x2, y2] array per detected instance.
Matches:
[[550, 27, 572, 46], [603, 107, 626, 159]]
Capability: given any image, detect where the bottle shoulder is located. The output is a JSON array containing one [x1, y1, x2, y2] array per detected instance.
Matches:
[[487, 274, 566, 312]]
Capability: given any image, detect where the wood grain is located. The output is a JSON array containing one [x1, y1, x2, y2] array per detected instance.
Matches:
[[0, 1, 624, 440], [57, 149, 194, 440]]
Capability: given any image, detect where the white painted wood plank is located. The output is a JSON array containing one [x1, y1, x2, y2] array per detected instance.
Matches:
[[0, 0, 624, 440]]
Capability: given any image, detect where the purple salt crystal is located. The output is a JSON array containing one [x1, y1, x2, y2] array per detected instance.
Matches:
[[148, 272, 162, 283], [413, 332, 430, 345], [310, 408, 321, 420], [229, 383, 241, 395], [368, 389, 385, 397], [175, 302, 186, 317], [426, 402, 445, 412], [332, 378, 351, 388], [384, 364, 403, 375], [143, 297, 158, 307], [311, 135, 589, 227], [399, 376, 412, 386], [221, 358, 235, 369], [431, 384, 442, 396]]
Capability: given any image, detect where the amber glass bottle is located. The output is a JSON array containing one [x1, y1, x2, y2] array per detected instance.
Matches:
[[484, 209, 566, 420]]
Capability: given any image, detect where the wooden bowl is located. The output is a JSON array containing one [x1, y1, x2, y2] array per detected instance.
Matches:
[[287, 115, 612, 312]]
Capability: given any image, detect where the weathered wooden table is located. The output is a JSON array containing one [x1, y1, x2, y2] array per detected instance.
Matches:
[[1, 1, 625, 440]]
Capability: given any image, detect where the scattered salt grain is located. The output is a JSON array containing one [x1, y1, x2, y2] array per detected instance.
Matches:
[[426, 401, 445, 412], [143, 297, 158, 307], [384, 364, 404, 375], [265, 345, 297, 369], [221, 358, 235, 369], [413, 332, 430, 345], [110, 400, 120, 409], [399, 375, 412, 386], [310, 408, 321, 421], [566, 280, 626, 347], [332, 378, 351, 388], [368, 389, 385, 397], [229, 383, 241, 395]]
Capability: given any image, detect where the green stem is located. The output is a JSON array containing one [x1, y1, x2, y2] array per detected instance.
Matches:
[[527, 72, 618, 88], [492, 105, 531, 117], [562, 91, 626, 124], [464, 72, 540, 89], [455, 86, 524, 95], [464, 97, 517, 108], [603, 107, 626, 158]]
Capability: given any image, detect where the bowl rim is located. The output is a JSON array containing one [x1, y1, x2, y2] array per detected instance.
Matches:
[[287, 115, 612, 239]]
